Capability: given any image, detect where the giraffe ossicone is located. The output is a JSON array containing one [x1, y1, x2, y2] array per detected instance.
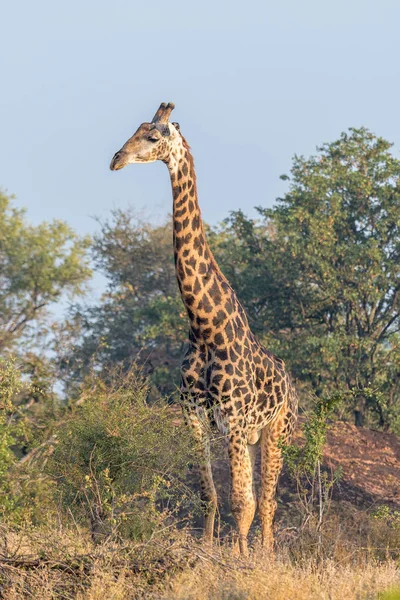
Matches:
[[110, 102, 298, 556]]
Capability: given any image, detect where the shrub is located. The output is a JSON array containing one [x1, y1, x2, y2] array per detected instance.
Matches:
[[0, 358, 26, 518], [49, 367, 196, 542], [281, 393, 343, 540]]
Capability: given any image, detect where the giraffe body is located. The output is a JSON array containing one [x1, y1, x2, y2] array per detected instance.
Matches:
[[110, 103, 298, 555]]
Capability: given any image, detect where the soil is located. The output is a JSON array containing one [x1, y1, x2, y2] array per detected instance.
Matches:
[[324, 421, 400, 509]]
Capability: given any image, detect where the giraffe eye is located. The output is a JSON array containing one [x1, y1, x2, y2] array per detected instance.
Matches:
[[148, 135, 159, 143]]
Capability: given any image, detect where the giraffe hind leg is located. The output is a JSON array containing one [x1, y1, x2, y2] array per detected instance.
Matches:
[[259, 409, 293, 553]]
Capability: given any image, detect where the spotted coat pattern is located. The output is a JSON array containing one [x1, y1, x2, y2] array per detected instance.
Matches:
[[110, 103, 298, 556]]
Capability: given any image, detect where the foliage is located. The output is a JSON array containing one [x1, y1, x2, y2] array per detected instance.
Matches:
[[282, 394, 340, 477], [372, 505, 400, 530], [0, 190, 91, 353], [0, 357, 58, 525], [214, 128, 400, 429], [49, 367, 196, 541], [66, 210, 186, 397], [0, 358, 26, 517], [17, 352, 64, 445], [281, 393, 343, 536]]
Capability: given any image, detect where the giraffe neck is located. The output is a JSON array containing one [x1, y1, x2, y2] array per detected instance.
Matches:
[[166, 136, 228, 336]]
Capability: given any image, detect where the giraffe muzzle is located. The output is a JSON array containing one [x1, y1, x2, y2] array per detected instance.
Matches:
[[110, 151, 127, 171]]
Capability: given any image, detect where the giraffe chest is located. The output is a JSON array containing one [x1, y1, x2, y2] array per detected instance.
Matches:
[[182, 343, 255, 400], [199, 351, 260, 431]]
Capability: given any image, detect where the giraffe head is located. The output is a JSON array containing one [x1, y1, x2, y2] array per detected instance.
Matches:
[[110, 102, 180, 170]]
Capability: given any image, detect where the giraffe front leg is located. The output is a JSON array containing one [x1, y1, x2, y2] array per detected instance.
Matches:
[[185, 408, 218, 543], [259, 414, 288, 554], [228, 430, 257, 556]]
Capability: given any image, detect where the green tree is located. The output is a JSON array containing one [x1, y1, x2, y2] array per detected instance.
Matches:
[[215, 129, 400, 429], [67, 210, 186, 396], [0, 191, 92, 352]]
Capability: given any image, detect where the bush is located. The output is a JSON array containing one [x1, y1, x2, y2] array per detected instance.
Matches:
[[281, 393, 343, 543], [49, 367, 196, 542], [0, 358, 26, 519]]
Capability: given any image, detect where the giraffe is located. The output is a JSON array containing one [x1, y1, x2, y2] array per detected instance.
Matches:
[[110, 102, 298, 556]]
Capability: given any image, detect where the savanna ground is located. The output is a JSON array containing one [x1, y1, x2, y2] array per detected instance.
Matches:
[[1, 526, 399, 600]]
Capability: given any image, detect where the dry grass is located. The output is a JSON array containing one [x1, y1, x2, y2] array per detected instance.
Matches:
[[0, 523, 195, 599], [1, 521, 399, 600], [164, 554, 400, 600]]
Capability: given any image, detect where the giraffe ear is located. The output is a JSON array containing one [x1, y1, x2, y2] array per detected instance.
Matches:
[[172, 122, 180, 131]]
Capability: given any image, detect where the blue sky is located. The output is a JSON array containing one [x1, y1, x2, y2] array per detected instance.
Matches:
[[1, 0, 400, 238]]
